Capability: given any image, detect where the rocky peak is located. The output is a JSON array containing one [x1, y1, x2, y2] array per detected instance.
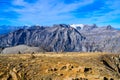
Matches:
[[0, 25, 85, 52], [0, 24, 120, 53], [106, 25, 114, 30], [53, 24, 70, 28], [83, 24, 97, 31]]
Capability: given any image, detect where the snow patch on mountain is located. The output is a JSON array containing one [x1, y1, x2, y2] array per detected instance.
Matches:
[[70, 24, 84, 30]]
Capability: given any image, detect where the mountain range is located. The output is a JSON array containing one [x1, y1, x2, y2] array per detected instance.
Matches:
[[0, 24, 120, 53]]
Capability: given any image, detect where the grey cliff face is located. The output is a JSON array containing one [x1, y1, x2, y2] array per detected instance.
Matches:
[[77, 25, 120, 53], [0, 24, 120, 53], [0, 24, 85, 52]]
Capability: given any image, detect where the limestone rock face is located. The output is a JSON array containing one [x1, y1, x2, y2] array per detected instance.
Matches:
[[0, 24, 120, 52], [0, 24, 85, 52]]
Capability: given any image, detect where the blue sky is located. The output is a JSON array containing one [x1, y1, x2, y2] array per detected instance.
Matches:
[[0, 0, 120, 28]]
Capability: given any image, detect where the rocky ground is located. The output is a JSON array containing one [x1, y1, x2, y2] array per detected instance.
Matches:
[[0, 52, 120, 80]]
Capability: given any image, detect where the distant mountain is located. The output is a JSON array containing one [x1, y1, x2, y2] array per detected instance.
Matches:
[[74, 24, 120, 53], [0, 25, 23, 34], [0, 25, 32, 34], [0, 24, 120, 53]]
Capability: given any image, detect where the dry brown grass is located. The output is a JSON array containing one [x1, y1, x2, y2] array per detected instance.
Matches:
[[0, 52, 119, 80]]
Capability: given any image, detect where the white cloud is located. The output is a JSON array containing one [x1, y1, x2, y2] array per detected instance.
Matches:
[[2, 0, 119, 28], [12, 0, 27, 6], [10, 0, 94, 25], [75, 0, 120, 27]]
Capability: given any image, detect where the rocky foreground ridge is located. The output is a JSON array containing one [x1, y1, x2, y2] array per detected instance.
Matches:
[[0, 53, 120, 80], [0, 24, 120, 53]]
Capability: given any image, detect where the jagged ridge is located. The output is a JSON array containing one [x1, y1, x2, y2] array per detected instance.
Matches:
[[0, 24, 85, 52], [0, 24, 120, 53]]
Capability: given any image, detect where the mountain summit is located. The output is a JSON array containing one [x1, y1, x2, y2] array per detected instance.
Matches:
[[0, 24, 85, 52], [0, 24, 120, 53]]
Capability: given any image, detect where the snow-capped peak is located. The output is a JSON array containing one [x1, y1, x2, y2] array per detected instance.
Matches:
[[70, 24, 84, 30]]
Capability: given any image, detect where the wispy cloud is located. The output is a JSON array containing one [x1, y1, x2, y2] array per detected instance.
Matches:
[[8, 0, 94, 25], [79, 0, 120, 27], [0, 0, 120, 27]]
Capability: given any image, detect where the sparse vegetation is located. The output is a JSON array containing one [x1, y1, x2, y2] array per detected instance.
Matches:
[[0, 52, 119, 80]]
